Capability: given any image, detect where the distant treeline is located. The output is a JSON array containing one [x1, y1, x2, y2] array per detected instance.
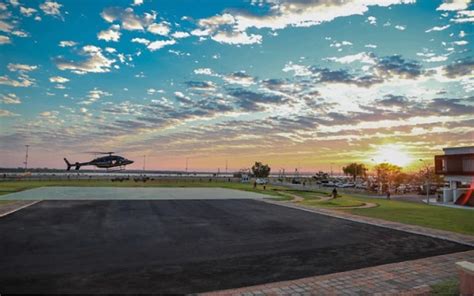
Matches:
[[0, 167, 199, 174]]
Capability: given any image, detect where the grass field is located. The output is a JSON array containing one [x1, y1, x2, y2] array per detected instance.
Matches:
[[288, 188, 474, 236], [1, 180, 473, 235]]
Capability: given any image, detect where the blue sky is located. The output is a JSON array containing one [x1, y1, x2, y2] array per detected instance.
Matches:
[[0, 0, 473, 171]]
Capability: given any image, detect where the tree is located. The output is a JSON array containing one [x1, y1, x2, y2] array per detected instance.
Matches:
[[373, 163, 402, 193], [342, 163, 367, 181], [313, 171, 329, 181], [251, 162, 271, 178]]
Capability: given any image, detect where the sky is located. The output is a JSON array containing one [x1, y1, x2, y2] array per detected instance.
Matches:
[[0, 0, 473, 172]]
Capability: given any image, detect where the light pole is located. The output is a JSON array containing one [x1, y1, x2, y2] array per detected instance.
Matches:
[[185, 157, 189, 173], [24, 145, 30, 171], [330, 163, 334, 177], [142, 155, 146, 172]]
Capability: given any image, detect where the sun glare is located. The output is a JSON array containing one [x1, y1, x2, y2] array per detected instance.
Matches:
[[372, 145, 413, 167]]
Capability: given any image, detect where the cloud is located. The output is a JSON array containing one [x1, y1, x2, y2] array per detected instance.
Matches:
[[174, 91, 192, 104], [147, 39, 176, 51], [1, 93, 21, 104], [376, 95, 407, 107], [228, 88, 286, 112], [39, 1, 62, 17], [310, 67, 383, 87], [185, 80, 216, 91], [59, 40, 77, 47], [443, 58, 474, 78], [437, 0, 470, 11], [211, 31, 262, 45], [0, 35, 11, 44], [0, 75, 34, 87], [132, 0, 143, 6], [147, 88, 161, 95], [194, 68, 218, 76], [193, 0, 415, 45], [367, 16, 377, 25], [101, 7, 156, 31], [0, 20, 14, 33], [326, 52, 376, 64], [131, 37, 150, 45], [20, 7, 37, 17], [171, 31, 190, 39], [98, 24, 121, 42], [80, 88, 112, 105], [425, 24, 450, 32], [374, 55, 423, 79], [147, 22, 170, 36], [0, 109, 19, 117], [49, 76, 69, 83], [223, 71, 255, 86], [394, 25, 406, 30], [453, 40, 469, 46], [7, 63, 38, 72], [450, 10, 474, 23], [55, 45, 116, 74]]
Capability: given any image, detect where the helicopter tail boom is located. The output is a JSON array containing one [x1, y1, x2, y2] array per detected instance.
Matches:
[[64, 158, 81, 171]]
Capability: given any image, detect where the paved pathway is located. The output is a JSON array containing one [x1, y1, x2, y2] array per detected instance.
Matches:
[[277, 191, 377, 209], [201, 199, 474, 295]]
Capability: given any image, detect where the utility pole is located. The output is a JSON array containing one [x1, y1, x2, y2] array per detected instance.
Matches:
[[225, 160, 228, 174], [142, 155, 146, 172], [185, 157, 189, 173], [24, 145, 30, 171], [330, 163, 334, 177]]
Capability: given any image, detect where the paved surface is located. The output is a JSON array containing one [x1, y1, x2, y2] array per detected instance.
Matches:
[[0, 200, 40, 217], [0, 186, 272, 200], [203, 250, 474, 296], [265, 200, 474, 247], [0, 199, 471, 294], [203, 200, 474, 295]]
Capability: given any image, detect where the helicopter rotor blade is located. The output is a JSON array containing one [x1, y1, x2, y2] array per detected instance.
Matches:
[[84, 151, 116, 155]]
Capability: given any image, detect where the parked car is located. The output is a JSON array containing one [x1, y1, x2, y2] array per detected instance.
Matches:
[[256, 178, 268, 185], [323, 181, 335, 187]]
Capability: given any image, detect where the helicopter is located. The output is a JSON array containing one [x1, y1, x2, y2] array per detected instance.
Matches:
[[64, 152, 134, 171]]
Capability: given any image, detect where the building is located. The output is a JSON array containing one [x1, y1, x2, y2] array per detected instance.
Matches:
[[435, 146, 474, 206]]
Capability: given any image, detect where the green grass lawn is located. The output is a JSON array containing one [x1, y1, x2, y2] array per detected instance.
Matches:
[[349, 195, 474, 236], [430, 279, 459, 295], [1, 180, 473, 236], [275, 188, 474, 236]]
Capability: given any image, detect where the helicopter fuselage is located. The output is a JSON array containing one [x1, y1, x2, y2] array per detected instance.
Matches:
[[64, 155, 134, 170]]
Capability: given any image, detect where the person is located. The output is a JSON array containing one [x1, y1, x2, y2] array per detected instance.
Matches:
[[332, 187, 337, 199], [386, 190, 391, 200]]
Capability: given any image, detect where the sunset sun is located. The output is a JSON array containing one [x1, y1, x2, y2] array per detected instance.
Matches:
[[372, 145, 413, 167]]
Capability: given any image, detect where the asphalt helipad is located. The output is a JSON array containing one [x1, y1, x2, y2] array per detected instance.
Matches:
[[0, 186, 272, 200], [0, 194, 471, 294]]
